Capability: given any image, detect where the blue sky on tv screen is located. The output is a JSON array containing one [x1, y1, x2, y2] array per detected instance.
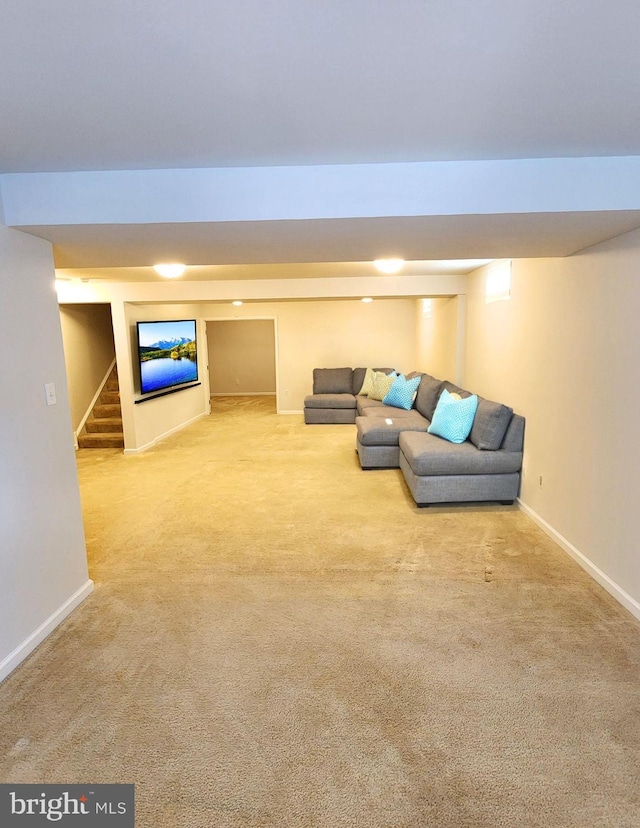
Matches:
[[138, 320, 196, 346]]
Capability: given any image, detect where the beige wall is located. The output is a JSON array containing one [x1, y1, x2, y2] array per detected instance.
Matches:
[[207, 319, 276, 394], [59, 303, 115, 430], [200, 298, 420, 411], [464, 230, 640, 612], [416, 297, 459, 381]]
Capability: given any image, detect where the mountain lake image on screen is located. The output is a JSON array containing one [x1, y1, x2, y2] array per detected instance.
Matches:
[[137, 319, 198, 394]]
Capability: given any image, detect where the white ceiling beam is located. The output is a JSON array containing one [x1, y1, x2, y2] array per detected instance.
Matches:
[[55, 274, 466, 304], [4, 157, 640, 229]]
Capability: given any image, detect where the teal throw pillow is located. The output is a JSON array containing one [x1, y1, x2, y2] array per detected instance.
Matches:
[[428, 388, 479, 443], [383, 374, 421, 410]]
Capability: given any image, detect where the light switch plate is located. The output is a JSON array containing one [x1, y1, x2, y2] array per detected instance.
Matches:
[[45, 382, 57, 406]]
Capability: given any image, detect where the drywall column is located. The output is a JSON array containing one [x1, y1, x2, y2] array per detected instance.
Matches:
[[109, 299, 137, 450], [0, 224, 92, 681], [109, 301, 210, 453], [455, 294, 467, 386], [415, 297, 460, 381]]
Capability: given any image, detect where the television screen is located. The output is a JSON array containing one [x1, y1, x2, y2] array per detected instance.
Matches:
[[137, 319, 198, 395]]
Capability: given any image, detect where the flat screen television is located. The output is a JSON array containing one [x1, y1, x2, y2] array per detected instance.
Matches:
[[137, 319, 198, 395]]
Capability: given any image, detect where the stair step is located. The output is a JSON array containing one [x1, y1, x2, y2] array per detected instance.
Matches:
[[78, 433, 124, 449], [99, 391, 120, 404], [85, 417, 123, 433], [105, 379, 119, 391], [93, 403, 122, 418]]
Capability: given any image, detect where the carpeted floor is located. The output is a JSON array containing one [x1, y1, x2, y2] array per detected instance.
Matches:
[[1, 396, 639, 827]]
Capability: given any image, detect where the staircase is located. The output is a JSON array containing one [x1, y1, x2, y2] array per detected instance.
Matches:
[[77, 366, 124, 449]]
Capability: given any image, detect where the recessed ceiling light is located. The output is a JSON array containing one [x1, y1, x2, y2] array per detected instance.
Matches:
[[373, 258, 405, 274], [361, 297, 373, 303], [153, 263, 186, 279], [232, 300, 243, 306]]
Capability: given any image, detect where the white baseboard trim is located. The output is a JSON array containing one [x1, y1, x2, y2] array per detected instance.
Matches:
[[123, 411, 207, 455], [210, 392, 276, 397], [277, 409, 304, 415], [0, 579, 94, 684], [518, 498, 640, 621]]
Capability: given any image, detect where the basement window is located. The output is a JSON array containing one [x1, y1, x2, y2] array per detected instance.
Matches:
[[485, 260, 511, 303]]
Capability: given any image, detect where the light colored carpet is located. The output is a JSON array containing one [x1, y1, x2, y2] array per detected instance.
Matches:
[[1, 396, 639, 827]]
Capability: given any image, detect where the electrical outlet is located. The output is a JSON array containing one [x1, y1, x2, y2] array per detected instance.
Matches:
[[235, 378, 240, 385]]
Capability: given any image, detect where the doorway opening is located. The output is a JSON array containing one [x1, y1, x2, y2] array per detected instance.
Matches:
[[205, 318, 278, 412]]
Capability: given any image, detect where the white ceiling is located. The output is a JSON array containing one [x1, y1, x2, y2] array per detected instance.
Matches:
[[2, 1, 640, 275], [3, 1, 640, 172]]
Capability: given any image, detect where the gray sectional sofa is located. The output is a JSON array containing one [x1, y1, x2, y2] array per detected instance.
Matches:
[[303, 367, 395, 424], [304, 367, 524, 506]]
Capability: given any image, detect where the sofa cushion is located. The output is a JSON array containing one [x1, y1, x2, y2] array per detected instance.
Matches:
[[356, 396, 387, 413], [357, 413, 430, 446], [353, 367, 368, 395], [361, 404, 421, 419], [400, 431, 523, 476], [304, 393, 356, 410], [306, 407, 356, 424], [428, 388, 478, 444], [414, 374, 444, 420], [442, 381, 473, 399], [383, 374, 422, 410], [368, 371, 397, 401], [470, 398, 514, 451], [313, 367, 353, 394]]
